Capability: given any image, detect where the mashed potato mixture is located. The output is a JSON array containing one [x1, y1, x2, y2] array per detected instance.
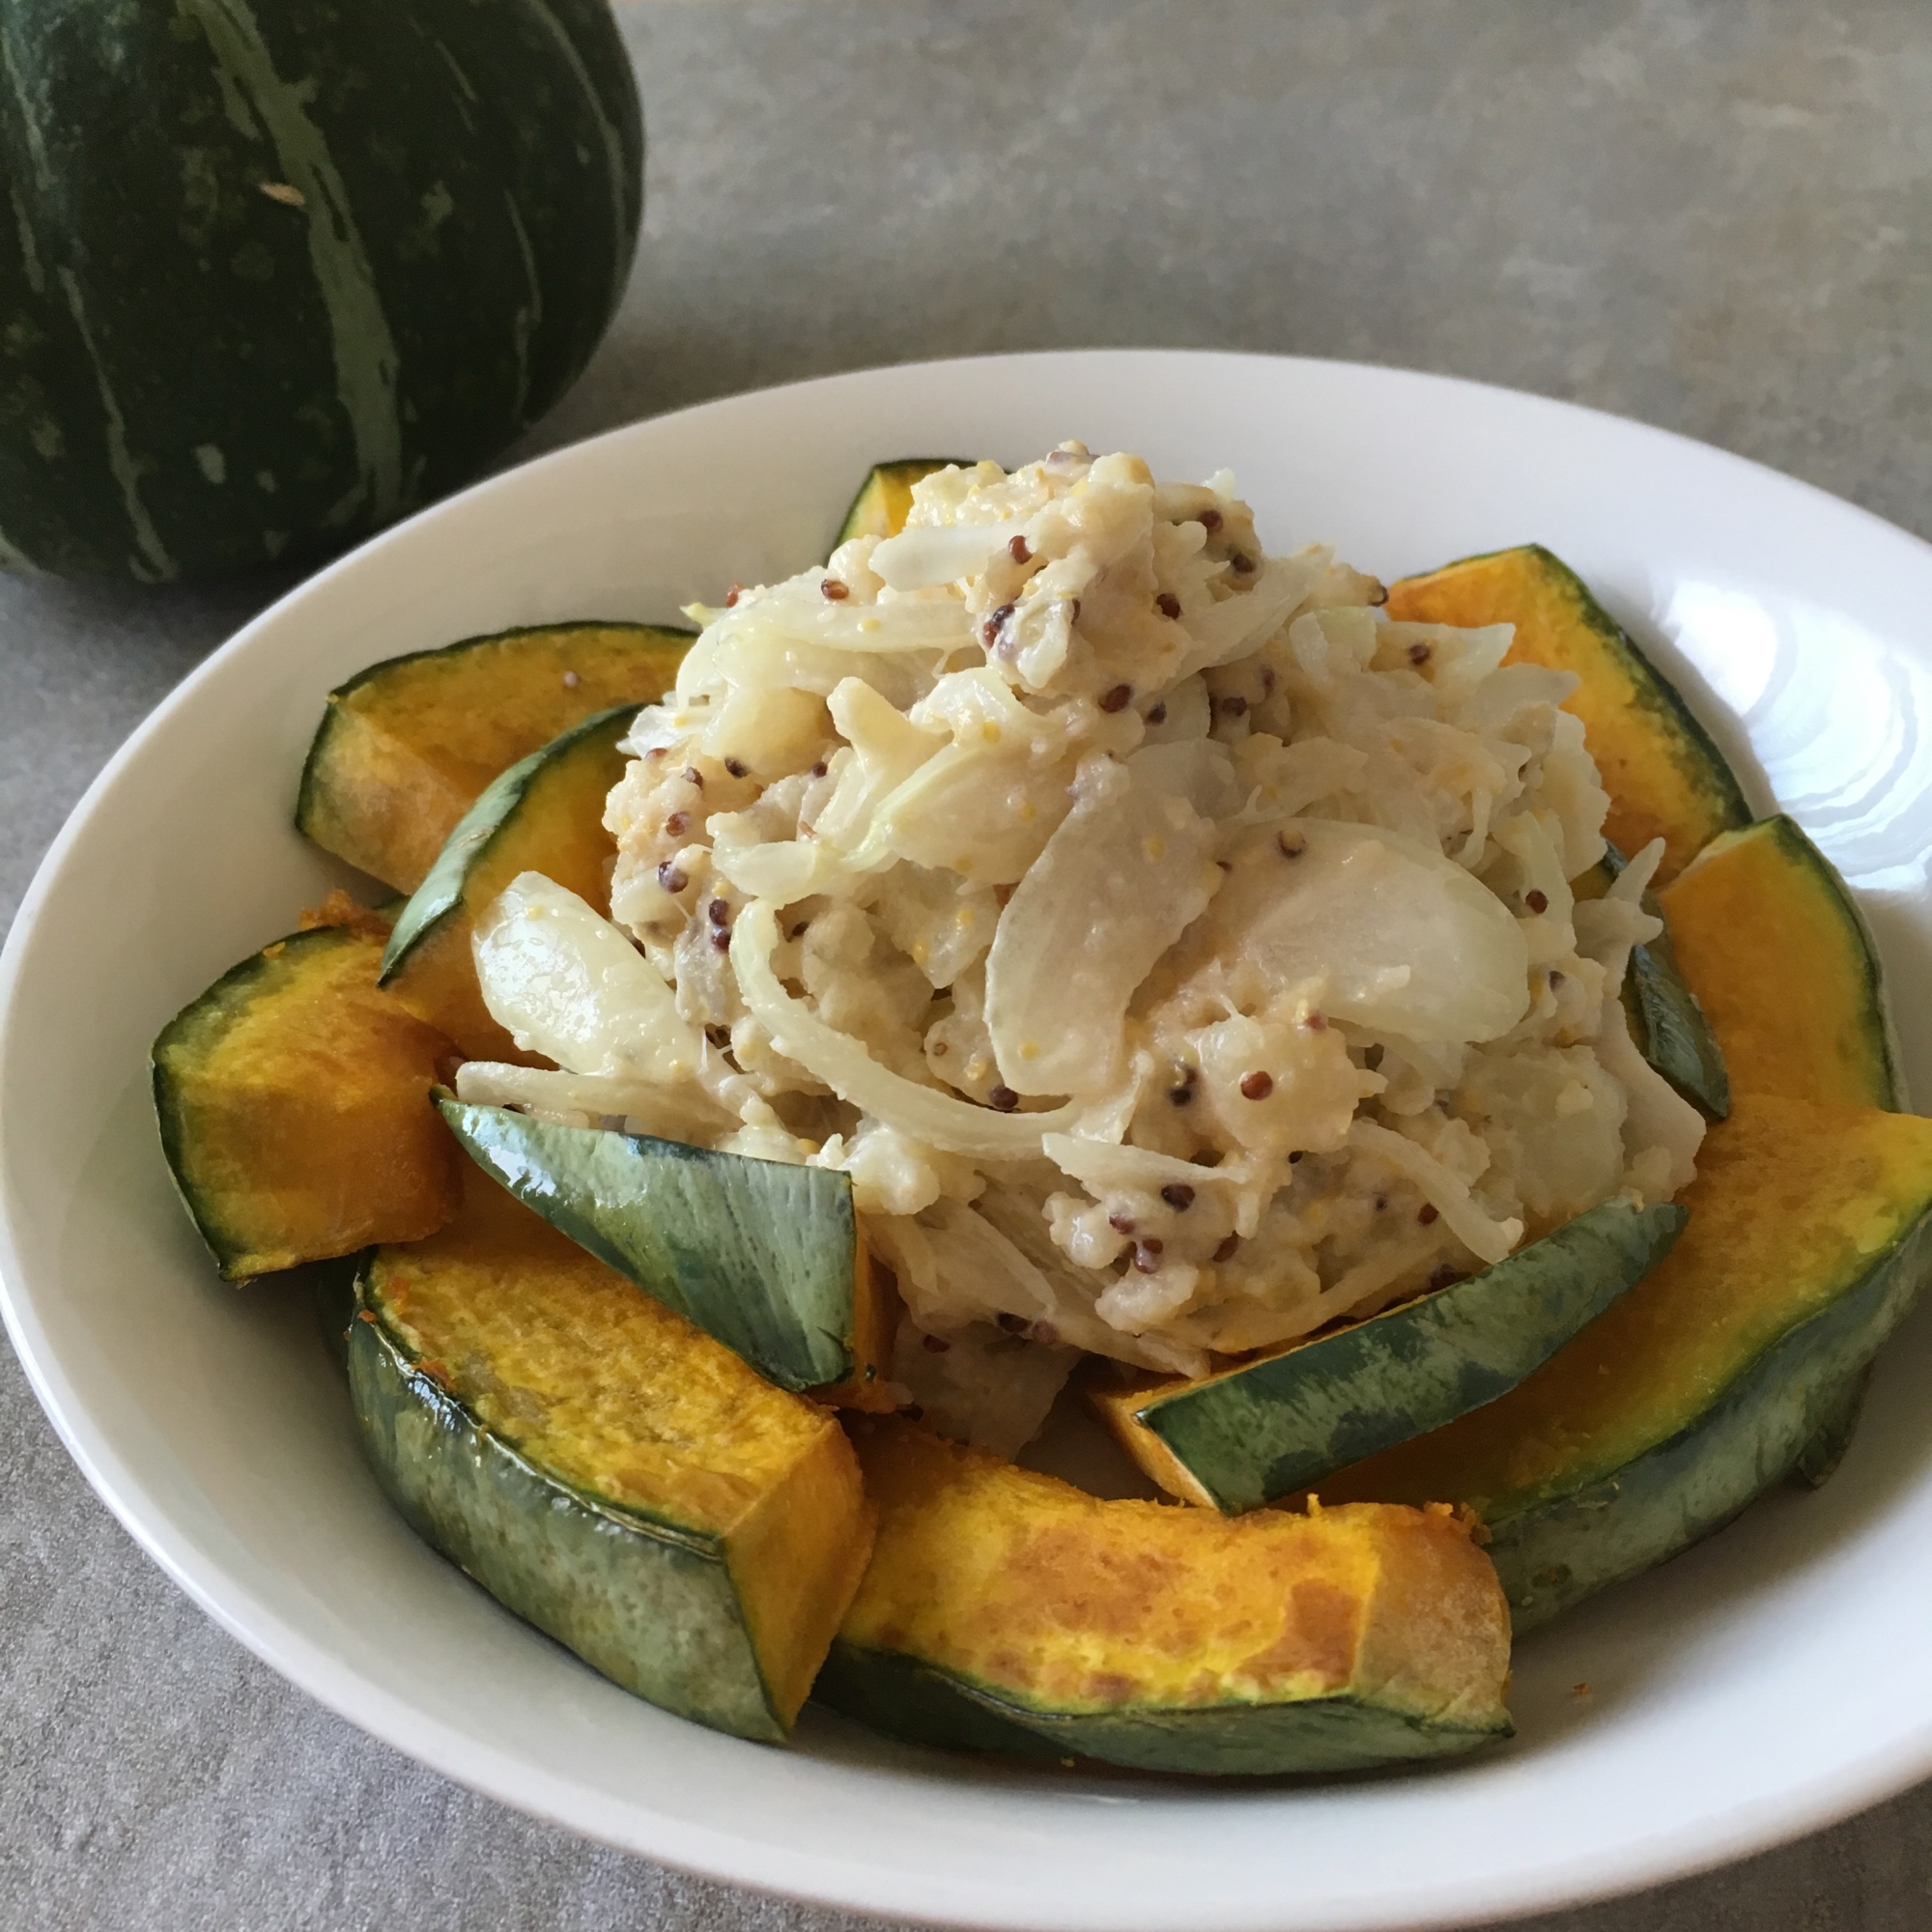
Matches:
[[456, 446, 1705, 1454]]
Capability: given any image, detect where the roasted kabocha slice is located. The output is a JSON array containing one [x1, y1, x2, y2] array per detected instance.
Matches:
[[349, 1177, 876, 1743], [152, 906, 462, 1280], [379, 705, 638, 1061], [1317, 1095, 1932, 1628], [1658, 814, 1899, 1111], [814, 1419, 1512, 1775], [1386, 545, 1749, 883], [297, 622, 690, 894], [438, 1098, 897, 1406], [1090, 1197, 1685, 1514]]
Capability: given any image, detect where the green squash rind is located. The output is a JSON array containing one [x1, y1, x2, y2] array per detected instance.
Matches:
[[380, 702, 639, 980], [811, 1642, 1508, 1776], [1139, 1198, 1689, 1515], [1491, 1203, 1932, 1631], [437, 1098, 861, 1392], [1626, 940, 1731, 1120], [1597, 839, 1730, 1120], [0, 0, 641, 581], [348, 1278, 786, 1743]]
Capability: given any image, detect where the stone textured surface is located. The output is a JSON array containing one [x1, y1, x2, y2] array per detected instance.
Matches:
[[6, 2, 1932, 1926]]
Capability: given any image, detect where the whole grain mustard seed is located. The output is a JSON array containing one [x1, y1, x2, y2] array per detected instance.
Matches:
[[982, 603, 1016, 647], [1305, 1010, 1329, 1032], [1213, 1234, 1240, 1262], [1418, 1203, 1440, 1225], [683, 766, 704, 788], [1526, 889, 1549, 914], [1108, 1210, 1137, 1235], [657, 862, 688, 894], [810, 760, 828, 778], [724, 584, 744, 607], [707, 898, 730, 926], [820, 578, 849, 601], [1407, 640, 1432, 666], [1155, 591, 1181, 619], [664, 811, 689, 837], [1132, 1239, 1164, 1273], [988, 1084, 1020, 1112], [1160, 1183, 1196, 1211], [1240, 1070, 1274, 1100], [1230, 551, 1256, 575], [1147, 700, 1168, 724], [708, 927, 730, 952], [1099, 682, 1133, 713], [1009, 534, 1032, 563], [724, 757, 749, 779], [1200, 507, 1223, 531], [1218, 695, 1248, 717]]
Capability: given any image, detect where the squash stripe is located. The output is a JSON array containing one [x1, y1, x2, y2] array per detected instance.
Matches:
[[509, 0, 634, 311], [54, 268, 177, 584], [0, 25, 51, 191], [502, 191, 542, 429], [179, 0, 406, 531]]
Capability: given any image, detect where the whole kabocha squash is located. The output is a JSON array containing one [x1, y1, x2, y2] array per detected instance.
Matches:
[[0, 0, 641, 582]]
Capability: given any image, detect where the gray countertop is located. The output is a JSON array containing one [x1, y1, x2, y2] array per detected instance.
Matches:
[[5, 3, 1930, 1926]]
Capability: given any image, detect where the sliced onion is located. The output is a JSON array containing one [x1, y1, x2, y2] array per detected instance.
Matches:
[[472, 872, 702, 1083], [1176, 547, 1328, 675], [984, 754, 1220, 1096], [1349, 1118, 1521, 1264], [871, 521, 1028, 591], [730, 902, 1081, 1158]]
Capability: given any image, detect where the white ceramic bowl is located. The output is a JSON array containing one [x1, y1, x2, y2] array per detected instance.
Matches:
[[7, 351, 1932, 1932]]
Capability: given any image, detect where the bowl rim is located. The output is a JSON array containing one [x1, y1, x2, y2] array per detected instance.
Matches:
[[7, 346, 1932, 1932]]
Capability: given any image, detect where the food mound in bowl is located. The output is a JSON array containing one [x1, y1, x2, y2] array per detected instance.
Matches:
[[152, 447, 1932, 1776], [463, 445, 1702, 1456]]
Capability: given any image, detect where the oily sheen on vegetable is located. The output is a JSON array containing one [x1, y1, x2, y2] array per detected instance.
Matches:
[[0, 0, 640, 580]]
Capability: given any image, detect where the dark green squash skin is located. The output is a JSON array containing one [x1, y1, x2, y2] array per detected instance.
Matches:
[[348, 1271, 786, 1743], [1138, 1198, 1688, 1515], [0, 0, 641, 581], [1492, 1206, 1932, 1632], [812, 1644, 1508, 1776], [439, 1098, 864, 1392]]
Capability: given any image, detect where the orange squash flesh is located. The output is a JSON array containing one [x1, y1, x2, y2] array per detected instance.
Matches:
[[359, 1177, 875, 1732], [1659, 814, 1897, 1110], [814, 1418, 1512, 1773], [152, 923, 462, 1280]]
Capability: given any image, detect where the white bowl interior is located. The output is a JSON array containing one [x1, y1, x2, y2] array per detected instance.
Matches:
[[7, 351, 1932, 1932]]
